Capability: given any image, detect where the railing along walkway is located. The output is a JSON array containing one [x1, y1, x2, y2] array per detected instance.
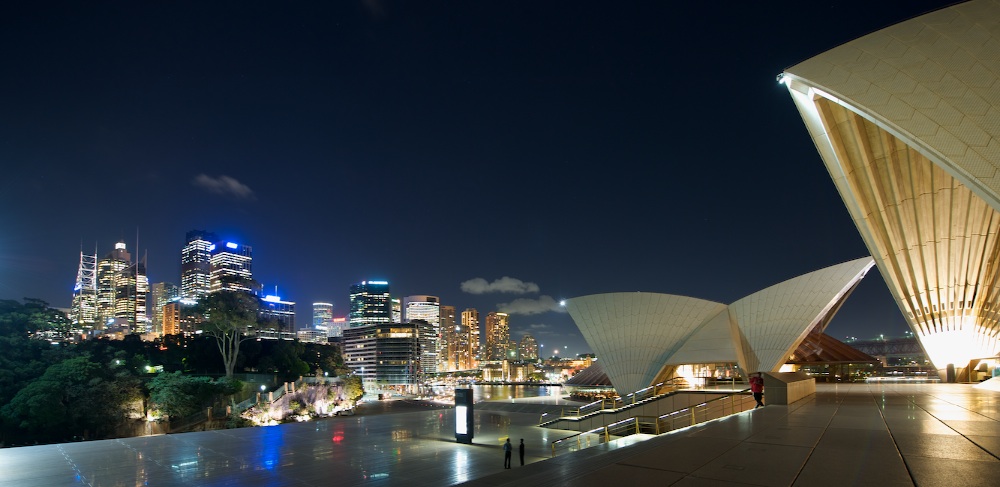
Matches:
[[549, 390, 755, 458]]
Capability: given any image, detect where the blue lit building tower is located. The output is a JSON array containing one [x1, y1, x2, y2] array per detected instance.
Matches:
[[349, 281, 391, 328], [209, 240, 254, 294]]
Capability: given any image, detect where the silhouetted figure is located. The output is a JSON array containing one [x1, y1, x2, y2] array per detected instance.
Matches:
[[503, 438, 512, 468], [750, 372, 765, 408], [519, 438, 525, 466]]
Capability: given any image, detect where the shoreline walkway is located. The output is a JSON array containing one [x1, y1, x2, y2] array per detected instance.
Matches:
[[1, 383, 998, 486]]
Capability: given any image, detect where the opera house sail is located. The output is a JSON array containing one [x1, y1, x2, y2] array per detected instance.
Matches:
[[565, 257, 874, 396], [779, 0, 1000, 378]]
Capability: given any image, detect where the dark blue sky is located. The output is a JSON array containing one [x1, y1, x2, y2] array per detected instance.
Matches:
[[0, 1, 955, 355]]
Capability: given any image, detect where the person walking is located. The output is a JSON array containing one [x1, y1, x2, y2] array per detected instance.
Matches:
[[749, 372, 765, 408], [519, 438, 525, 466], [503, 438, 512, 469]]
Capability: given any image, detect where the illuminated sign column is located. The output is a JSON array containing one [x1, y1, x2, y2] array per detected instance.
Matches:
[[455, 388, 474, 444]]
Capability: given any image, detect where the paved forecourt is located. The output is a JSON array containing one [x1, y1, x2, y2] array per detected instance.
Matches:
[[3, 383, 1000, 486], [458, 382, 1000, 486]]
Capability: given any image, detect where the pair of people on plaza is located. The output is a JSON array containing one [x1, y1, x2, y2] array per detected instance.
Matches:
[[503, 438, 524, 468]]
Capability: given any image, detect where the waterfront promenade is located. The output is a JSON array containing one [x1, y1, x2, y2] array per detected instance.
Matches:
[[1, 382, 999, 486]]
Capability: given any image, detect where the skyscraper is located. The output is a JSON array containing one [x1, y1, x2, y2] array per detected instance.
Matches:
[[403, 295, 441, 374], [70, 248, 98, 330], [180, 230, 217, 300], [96, 242, 148, 333], [349, 281, 391, 328], [209, 241, 253, 293], [313, 302, 334, 331], [391, 297, 402, 323], [150, 282, 179, 335], [260, 294, 295, 332], [460, 308, 480, 370], [518, 333, 539, 362], [439, 305, 456, 371], [484, 311, 510, 363]]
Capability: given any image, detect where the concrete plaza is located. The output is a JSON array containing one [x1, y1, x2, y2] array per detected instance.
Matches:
[[1, 383, 999, 486]]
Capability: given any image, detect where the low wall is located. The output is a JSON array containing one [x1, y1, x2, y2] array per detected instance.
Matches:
[[762, 372, 815, 405]]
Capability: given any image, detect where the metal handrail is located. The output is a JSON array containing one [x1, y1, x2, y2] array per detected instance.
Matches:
[[550, 389, 754, 457]]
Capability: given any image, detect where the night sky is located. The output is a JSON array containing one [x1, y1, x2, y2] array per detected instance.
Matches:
[[0, 1, 957, 356]]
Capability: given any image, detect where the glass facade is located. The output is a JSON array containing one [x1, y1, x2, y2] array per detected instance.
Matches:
[[348, 281, 391, 328], [403, 295, 440, 374], [180, 230, 216, 300]]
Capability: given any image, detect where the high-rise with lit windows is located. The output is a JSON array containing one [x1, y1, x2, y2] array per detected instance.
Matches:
[[349, 281, 391, 328], [181, 230, 217, 300], [439, 305, 456, 371], [518, 333, 539, 362], [403, 295, 441, 374], [484, 311, 510, 362], [150, 282, 179, 335], [313, 302, 334, 329], [459, 308, 480, 370], [209, 241, 253, 293], [96, 242, 148, 333]]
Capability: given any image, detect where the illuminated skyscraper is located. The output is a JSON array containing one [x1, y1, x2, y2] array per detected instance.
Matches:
[[70, 248, 98, 330], [403, 295, 441, 374], [96, 242, 148, 333], [484, 311, 510, 362], [329, 316, 347, 338], [260, 294, 295, 331], [349, 281, 391, 328], [439, 305, 456, 371], [518, 333, 539, 362], [313, 302, 334, 334], [209, 241, 253, 293], [180, 230, 216, 300], [460, 308, 480, 370], [150, 282, 179, 335], [391, 297, 402, 323]]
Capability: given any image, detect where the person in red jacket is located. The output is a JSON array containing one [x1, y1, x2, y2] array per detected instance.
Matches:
[[749, 372, 765, 408]]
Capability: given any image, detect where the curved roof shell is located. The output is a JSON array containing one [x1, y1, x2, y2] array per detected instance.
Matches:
[[565, 257, 874, 395], [781, 0, 1000, 370]]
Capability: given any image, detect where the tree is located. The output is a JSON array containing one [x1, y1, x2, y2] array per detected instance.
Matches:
[[147, 372, 238, 419], [196, 291, 259, 378], [1, 355, 142, 443], [342, 375, 364, 403]]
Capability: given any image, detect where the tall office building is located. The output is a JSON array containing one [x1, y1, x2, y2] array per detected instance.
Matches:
[[70, 249, 98, 330], [260, 294, 295, 331], [180, 230, 217, 300], [96, 242, 148, 333], [150, 282, 179, 335], [439, 305, 456, 371], [459, 308, 480, 370], [403, 295, 441, 374], [518, 333, 539, 362], [209, 241, 253, 293], [484, 311, 510, 362], [391, 297, 401, 323], [349, 281, 391, 328], [329, 317, 347, 338], [163, 297, 198, 336], [313, 302, 334, 331], [343, 323, 420, 392]]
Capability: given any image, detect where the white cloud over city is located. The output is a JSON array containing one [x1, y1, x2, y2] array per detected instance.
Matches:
[[192, 174, 256, 199], [497, 295, 565, 315], [460, 276, 539, 295]]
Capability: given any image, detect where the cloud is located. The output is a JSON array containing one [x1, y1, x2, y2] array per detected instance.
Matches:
[[192, 174, 256, 199], [497, 295, 566, 315], [461, 276, 540, 295]]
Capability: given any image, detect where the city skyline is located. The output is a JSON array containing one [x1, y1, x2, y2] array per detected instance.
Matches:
[[0, 1, 958, 355]]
